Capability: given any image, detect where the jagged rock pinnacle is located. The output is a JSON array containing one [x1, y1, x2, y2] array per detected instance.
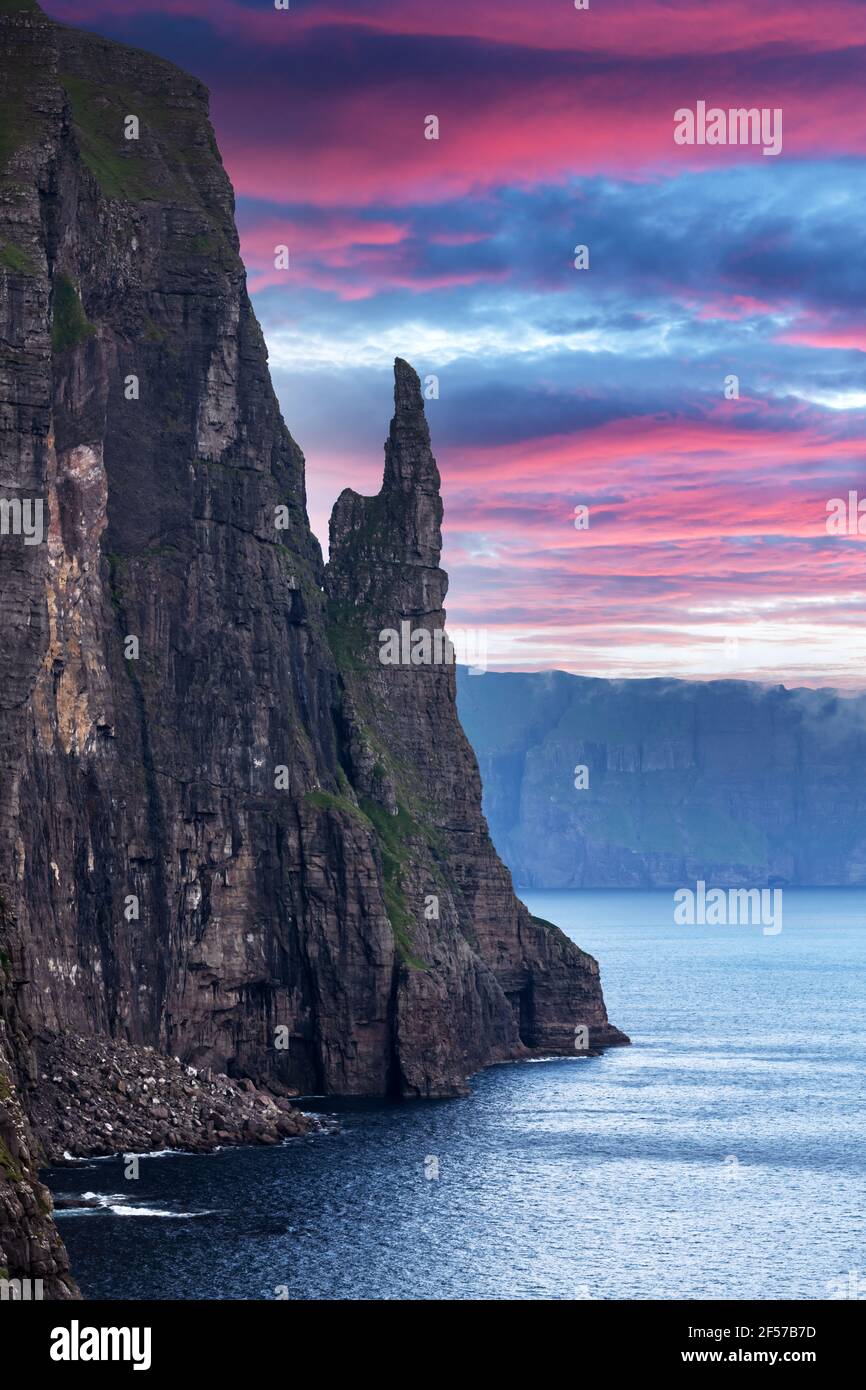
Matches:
[[326, 356, 445, 603], [384, 357, 439, 495], [393, 356, 424, 413]]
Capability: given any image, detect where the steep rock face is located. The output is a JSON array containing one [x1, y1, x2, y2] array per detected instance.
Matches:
[[457, 669, 866, 887], [1, 0, 382, 1099], [1, 897, 78, 1299], [325, 360, 627, 1092]]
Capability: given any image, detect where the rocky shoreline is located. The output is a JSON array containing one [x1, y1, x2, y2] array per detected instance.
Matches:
[[28, 1035, 319, 1164]]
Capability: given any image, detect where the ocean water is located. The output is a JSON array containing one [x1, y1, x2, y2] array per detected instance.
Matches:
[[47, 888, 866, 1300]]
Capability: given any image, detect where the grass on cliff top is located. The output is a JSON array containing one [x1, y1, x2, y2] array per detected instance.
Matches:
[[61, 74, 162, 201], [0, 0, 40, 13], [52, 274, 94, 352], [60, 72, 223, 214]]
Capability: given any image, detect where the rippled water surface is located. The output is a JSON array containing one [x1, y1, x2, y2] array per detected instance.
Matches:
[[47, 888, 866, 1299]]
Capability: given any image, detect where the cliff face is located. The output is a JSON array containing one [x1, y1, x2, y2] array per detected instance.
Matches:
[[457, 669, 866, 888], [0, 1, 625, 1292], [1, 897, 78, 1299], [1, 0, 385, 1100]]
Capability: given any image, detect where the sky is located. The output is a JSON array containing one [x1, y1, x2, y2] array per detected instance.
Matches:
[[43, 0, 866, 687]]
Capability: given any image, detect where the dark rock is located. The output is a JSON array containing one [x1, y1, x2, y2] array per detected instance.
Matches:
[[0, 905, 79, 1297]]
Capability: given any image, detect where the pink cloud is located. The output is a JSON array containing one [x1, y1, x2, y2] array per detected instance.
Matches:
[[214, 81, 866, 207], [777, 326, 866, 351], [49, 0, 866, 58], [238, 213, 504, 296]]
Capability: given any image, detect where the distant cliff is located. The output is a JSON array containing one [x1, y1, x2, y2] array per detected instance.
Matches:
[[457, 670, 866, 888], [0, 1, 625, 1293]]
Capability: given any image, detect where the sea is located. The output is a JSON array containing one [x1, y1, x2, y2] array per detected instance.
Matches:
[[46, 887, 866, 1300]]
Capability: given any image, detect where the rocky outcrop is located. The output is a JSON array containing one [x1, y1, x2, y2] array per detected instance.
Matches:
[[0, 1051, 78, 1300], [1, 897, 78, 1299], [457, 669, 866, 887], [0, 2, 625, 1294]]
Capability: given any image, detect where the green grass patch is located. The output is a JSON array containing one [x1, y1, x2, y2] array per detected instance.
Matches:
[[360, 797, 417, 864], [326, 598, 370, 674], [105, 551, 128, 622], [142, 317, 168, 344], [189, 232, 220, 256], [52, 274, 94, 352], [0, 241, 35, 274], [305, 786, 427, 967], [0, 1140, 23, 1184], [139, 542, 183, 560], [359, 798, 427, 967], [303, 789, 368, 825], [60, 71, 223, 208], [61, 74, 160, 201]]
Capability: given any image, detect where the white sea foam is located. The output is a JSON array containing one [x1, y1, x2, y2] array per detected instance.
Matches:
[[110, 1205, 215, 1218], [57, 1192, 216, 1218]]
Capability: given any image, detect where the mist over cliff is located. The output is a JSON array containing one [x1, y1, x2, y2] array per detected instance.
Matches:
[[0, 1, 625, 1293], [457, 669, 866, 888]]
